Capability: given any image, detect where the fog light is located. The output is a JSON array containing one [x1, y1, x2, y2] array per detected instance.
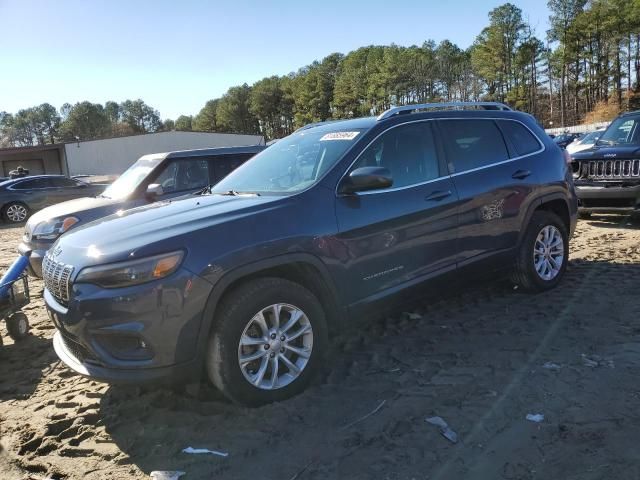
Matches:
[[95, 335, 153, 361]]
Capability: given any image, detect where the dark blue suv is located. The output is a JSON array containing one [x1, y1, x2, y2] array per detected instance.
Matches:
[[43, 102, 577, 406]]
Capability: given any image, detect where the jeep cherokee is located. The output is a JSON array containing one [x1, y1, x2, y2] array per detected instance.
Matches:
[[572, 111, 640, 214], [43, 102, 577, 406]]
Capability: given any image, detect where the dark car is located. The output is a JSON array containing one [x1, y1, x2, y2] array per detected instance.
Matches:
[[571, 111, 640, 215], [20, 146, 264, 277], [0, 175, 107, 224], [553, 132, 581, 149], [43, 102, 577, 406]]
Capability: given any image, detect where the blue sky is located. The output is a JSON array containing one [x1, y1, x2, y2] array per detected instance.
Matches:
[[0, 0, 550, 120]]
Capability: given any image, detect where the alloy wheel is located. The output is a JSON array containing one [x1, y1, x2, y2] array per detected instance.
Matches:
[[533, 225, 564, 281], [6, 204, 27, 222], [237, 303, 313, 390]]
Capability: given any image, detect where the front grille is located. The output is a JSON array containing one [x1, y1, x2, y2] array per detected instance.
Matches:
[[583, 159, 640, 179], [42, 255, 74, 305]]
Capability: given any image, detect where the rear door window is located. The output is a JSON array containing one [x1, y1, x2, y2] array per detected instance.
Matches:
[[48, 177, 82, 188], [439, 119, 509, 173], [497, 120, 542, 157]]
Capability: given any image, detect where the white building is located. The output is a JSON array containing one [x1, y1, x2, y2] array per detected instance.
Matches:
[[0, 131, 264, 178], [64, 131, 264, 176]]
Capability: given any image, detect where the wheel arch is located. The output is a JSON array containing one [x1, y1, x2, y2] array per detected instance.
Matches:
[[194, 253, 343, 362], [519, 193, 573, 245]]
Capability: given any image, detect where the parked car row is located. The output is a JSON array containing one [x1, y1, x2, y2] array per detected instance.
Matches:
[[35, 102, 577, 406]]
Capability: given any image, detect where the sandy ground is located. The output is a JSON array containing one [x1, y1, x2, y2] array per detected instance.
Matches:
[[1, 216, 640, 479]]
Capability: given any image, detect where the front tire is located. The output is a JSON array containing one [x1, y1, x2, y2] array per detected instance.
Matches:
[[512, 211, 569, 292], [2, 202, 30, 223], [206, 277, 328, 406]]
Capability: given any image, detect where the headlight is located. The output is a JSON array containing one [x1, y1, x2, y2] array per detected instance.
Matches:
[[75, 251, 184, 288], [32, 217, 79, 241]]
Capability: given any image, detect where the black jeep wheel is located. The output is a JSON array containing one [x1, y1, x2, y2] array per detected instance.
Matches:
[[206, 277, 328, 406], [7, 312, 29, 341], [512, 211, 569, 292]]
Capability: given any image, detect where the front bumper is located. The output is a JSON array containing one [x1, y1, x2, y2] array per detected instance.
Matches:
[[18, 242, 49, 278], [44, 268, 213, 385], [575, 182, 640, 212]]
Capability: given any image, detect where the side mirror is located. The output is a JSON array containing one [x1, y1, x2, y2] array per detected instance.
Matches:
[[146, 183, 164, 198], [339, 167, 393, 195]]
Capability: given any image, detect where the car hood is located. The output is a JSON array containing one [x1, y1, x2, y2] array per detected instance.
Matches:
[[572, 144, 640, 161], [53, 193, 286, 266], [566, 143, 593, 154], [27, 196, 123, 226]]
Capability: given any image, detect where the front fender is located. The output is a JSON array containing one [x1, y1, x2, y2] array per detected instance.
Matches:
[[192, 252, 341, 363]]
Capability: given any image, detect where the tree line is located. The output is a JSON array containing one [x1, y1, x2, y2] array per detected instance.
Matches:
[[0, 99, 164, 147], [2, 0, 639, 147]]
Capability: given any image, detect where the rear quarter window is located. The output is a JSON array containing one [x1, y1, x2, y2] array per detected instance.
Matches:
[[498, 120, 542, 157]]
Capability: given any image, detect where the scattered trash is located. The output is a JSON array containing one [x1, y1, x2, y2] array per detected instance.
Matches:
[[404, 312, 422, 320], [342, 399, 386, 430], [542, 362, 561, 371], [426, 416, 459, 443], [182, 446, 229, 457], [526, 413, 544, 423], [150, 472, 186, 480], [581, 354, 614, 369]]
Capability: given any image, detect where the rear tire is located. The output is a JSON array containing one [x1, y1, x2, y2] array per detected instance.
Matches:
[[2, 202, 30, 223], [206, 277, 328, 406], [512, 211, 568, 292], [6, 312, 29, 341]]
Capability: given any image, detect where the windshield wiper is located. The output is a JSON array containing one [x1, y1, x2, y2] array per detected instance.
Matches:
[[210, 189, 260, 197]]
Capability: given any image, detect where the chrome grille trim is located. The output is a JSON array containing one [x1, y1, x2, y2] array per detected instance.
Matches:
[[584, 159, 640, 179], [42, 254, 73, 304]]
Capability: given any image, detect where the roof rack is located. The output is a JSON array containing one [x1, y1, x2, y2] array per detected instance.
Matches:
[[376, 102, 512, 121]]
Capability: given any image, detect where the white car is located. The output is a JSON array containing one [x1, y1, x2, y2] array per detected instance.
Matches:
[[566, 130, 605, 155]]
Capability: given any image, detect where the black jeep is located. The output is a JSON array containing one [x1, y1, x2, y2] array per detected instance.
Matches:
[[572, 111, 640, 215]]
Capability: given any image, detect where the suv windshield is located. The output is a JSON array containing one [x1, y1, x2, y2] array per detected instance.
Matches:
[[579, 131, 600, 144], [102, 156, 163, 199], [212, 128, 363, 195], [597, 116, 640, 146]]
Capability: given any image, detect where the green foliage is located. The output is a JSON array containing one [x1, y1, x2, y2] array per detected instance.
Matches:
[[216, 84, 260, 134], [58, 102, 111, 142], [175, 115, 193, 131], [249, 76, 294, 138], [119, 99, 162, 133], [193, 99, 220, 132]]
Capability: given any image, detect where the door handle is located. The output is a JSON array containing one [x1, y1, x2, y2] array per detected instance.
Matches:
[[425, 190, 452, 201], [512, 169, 531, 180]]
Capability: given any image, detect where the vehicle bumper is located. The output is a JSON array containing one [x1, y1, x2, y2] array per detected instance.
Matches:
[[18, 242, 47, 277], [44, 268, 213, 385], [575, 183, 640, 212]]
